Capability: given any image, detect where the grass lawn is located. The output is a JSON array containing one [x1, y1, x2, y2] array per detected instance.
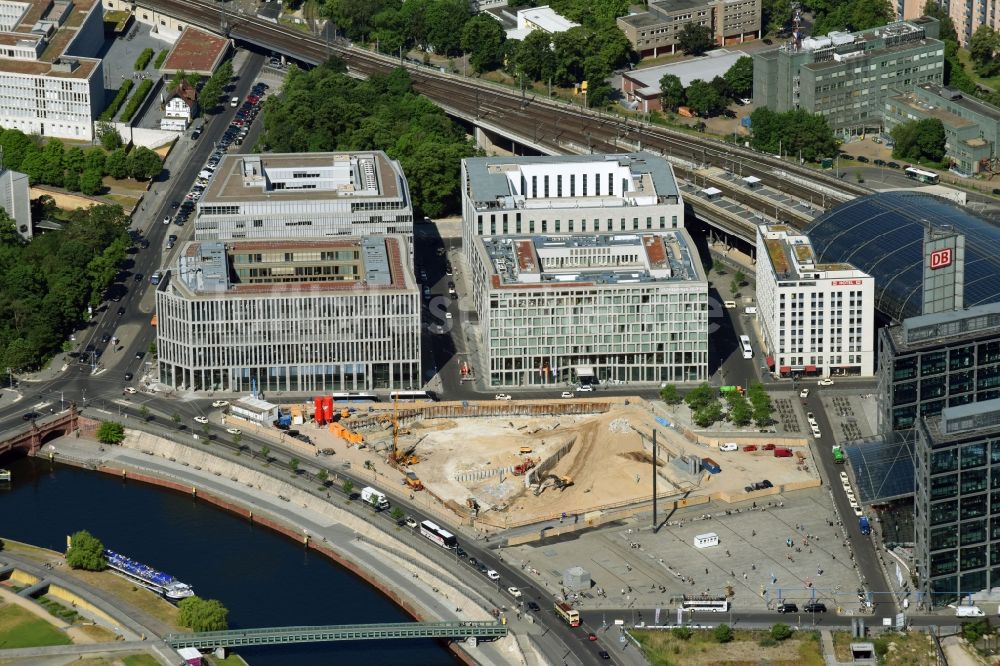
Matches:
[[102, 193, 140, 209], [67, 569, 180, 630], [123, 654, 163, 666], [207, 654, 247, 665], [833, 630, 938, 665], [632, 627, 824, 666], [956, 48, 1000, 91], [0, 601, 71, 649]]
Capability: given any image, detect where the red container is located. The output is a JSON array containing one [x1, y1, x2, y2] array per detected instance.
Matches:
[[314, 396, 325, 425], [323, 396, 333, 423], [773, 447, 793, 458]]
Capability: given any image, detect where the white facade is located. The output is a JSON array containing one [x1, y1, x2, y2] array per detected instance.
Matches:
[[195, 152, 414, 242], [507, 5, 580, 39], [756, 224, 876, 378], [0, 0, 105, 141], [156, 237, 421, 393], [164, 96, 193, 120], [0, 168, 30, 239]]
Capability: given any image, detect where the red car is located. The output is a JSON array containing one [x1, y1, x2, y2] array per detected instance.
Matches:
[[247, 95, 260, 104], [742, 445, 758, 452], [587, 633, 598, 641], [763, 443, 776, 451]]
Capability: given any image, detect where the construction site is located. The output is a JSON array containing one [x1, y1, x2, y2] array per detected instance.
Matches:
[[282, 398, 822, 532]]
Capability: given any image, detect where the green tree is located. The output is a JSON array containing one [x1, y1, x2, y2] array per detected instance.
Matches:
[[672, 626, 692, 640], [685, 383, 716, 410], [96, 421, 125, 445], [761, 0, 792, 35], [714, 623, 734, 643], [171, 412, 181, 427], [200, 420, 210, 440], [461, 15, 506, 73], [749, 107, 839, 163], [139, 405, 150, 422], [84, 146, 106, 173], [64, 170, 80, 192], [659, 73, 685, 112], [729, 397, 753, 427], [734, 270, 746, 286], [770, 623, 794, 641], [65, 530, 106, 571], [177, 596, 229, 632], [260, 445, 271, 462], [659, 383, 682, 405], [105, 149, 128, 179], [79, 169, 103, 196], [891, 118, 946, 163], [148, 341, 157, 357], [231, 431, 242, 448], [685, 79, 725, 117], [317, 468, 329, 485], [969, 25, 999, 76], [693, 401, 723, 427], [678, 23, 713, 56], [289, 457, 300, 474], [516, 30, 558, 81], [97, 122, 123, 151], [922, 0, 958, 43], [390, 506, 405, 522], [343, 479, 355, 496], [126, 146, 162, 181], [724, 56, 753, 99], [64, 146, 85, 174], [426, 0, 470, 56]]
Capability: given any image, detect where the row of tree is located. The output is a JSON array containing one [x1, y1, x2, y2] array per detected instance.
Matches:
[[197, 60, 234, 116], [659, 56, 753, 117], [260, 60, 476, 217], [65, 530, 229, 631], [748, 107, 839, 163], [660, 381, 773, 428], [0, 204, 130, 370]]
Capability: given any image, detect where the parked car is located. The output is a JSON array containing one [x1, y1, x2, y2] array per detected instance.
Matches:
[[22, 411, 40, 421], [887, 162, 901, 169], [804, 602, 827, 613], [777, 603, 798, 613], [495, 393, 512, 401], [193, 416, 209, 424], [818, 378, 835, 386], [874, 159, 886, 166], [211, 400, 229, 408], [576, 384, 594, 392], [857, 155, 870, 163], [486, 569, 500, 580], [226, 428, 241, 435], [560, 391, 575, 398], [719, 442, 739, 452]]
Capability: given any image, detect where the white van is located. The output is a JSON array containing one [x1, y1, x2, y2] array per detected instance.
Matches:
[[718, 442, 739, 452], [230, 96, 239, 107], [956, 606, 985, 617], [745, 306, 758, 315], [723, 300, 737, 309]]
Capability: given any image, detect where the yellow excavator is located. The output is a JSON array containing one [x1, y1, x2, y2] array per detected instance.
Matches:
[[389, 394, 418, 466]]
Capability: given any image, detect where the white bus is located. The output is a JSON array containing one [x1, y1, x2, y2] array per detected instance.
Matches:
[[419, 520, 458, 549], [904, 167, 939, 184], [739, 335, 753, 359], [681, 596, 730, 612], [389, 390, 437, 403]]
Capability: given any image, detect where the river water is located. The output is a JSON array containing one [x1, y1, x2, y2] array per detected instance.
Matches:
[[1, 456, 457, 665]]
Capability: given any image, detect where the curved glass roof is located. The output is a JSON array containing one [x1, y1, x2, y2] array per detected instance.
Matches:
[[805, 192, 1000, 322]]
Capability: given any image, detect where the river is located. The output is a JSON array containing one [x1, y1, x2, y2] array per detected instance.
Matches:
[[0, 455, 458, 665]]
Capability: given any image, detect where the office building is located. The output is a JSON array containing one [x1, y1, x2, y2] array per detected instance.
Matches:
[[0, 0, 105, 141], [505, 6, 579, 40], [155, 236, 421, 393], [618, 0, 761, 58], [753, 17, 944, 137], [914, 398, 1000, 603], [468, 231, 709, 387], [755, 223, 875, 379], [884, 83, 1000, 176], [0, 168, 30, 239], [194, 152, 414, 242]]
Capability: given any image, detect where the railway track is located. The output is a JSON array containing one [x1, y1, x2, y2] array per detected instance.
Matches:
[[157, 0, 869, 219]]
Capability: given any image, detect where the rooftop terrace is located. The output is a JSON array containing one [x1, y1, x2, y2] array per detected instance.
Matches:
[[760, 223, 869, 281]]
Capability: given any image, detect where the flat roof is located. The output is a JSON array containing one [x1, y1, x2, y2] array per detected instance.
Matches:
[[516, 6, 578, 33], [889, 301, 1000, 350], [759, 223, 870, 282], [915, 83, 1000, 123], [161, 26, 228, 75], [479, 230, 706, 289], [464, 153, 680, 210], [172, 236, 414, 297], [925, 398, 1000, 442], [201, 152, 404, 204], [0, 0, 100, 79], [622, 50, 750, 96]]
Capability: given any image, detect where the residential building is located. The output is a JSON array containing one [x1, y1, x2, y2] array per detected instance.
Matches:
[[895, 0, 928, 20], [155, 236, 421, 393], [621, 49, 749, 112], [160, 80, 197, 131], [468, 231, 709, 387], [617, 0, 761, 59], [884, 83, 1000, 176], [753, 17, 944, 137], [942, 0, 1000, 46], [461, 153, 705, 387], [0, 0, 105, 141], [755, 223, 876, 379], [506, 6, 578, 40], [914, 398, 1000, 603], [0, 167, 30, 239], [194, 152, 414, 242]]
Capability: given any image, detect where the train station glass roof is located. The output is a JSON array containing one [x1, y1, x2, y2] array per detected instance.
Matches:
[[805, 192, 1000, 323]]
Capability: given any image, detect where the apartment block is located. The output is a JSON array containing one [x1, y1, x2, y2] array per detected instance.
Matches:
[[617, 0, 761, 58], [755, 224, 876, 379], [0, 0, 105, 141], [753, 17, 944, 137], [155, 236, 421, 393], [194, 152, 414, 242]]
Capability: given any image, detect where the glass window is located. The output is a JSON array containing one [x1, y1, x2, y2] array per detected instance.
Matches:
[[962, 442, 987, 469], [931, 525, 958, 550], [961, 520, 987, 546], [931, 550, 958, 576], [931, 448, 958, 474], [962, 493, 988, 519], [931, 473, 958, 500], [962, 468, 988, 493], [931, 499, 957, 525]]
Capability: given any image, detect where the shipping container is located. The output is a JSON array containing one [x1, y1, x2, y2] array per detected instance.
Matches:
[[701, 457, 721, 474], [773, 447, 793, 458]]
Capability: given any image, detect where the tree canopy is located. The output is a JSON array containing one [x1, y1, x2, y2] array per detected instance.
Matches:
[[659, 74, 684, 111], [260, 60, 476, 216], [97, 421, 126, 445], [685, 79, 725, 117], [723, 56, 753, 98], [969, 26, 1000, 78], [749, 107, 839, 162], [890, 118, 946, 164], [65, 530, 106, 571], [678, 23, 714, 56], [809, 0, 893, 35], [178, 596, 230, 632]]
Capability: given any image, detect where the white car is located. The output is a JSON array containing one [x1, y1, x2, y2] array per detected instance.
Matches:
[[123, 387, 137, 395], [495, 393, 512, 401], [404, 517, 418, 529], [193, 416, 209, 424], [486, 569, 500, 580], [799, 388, 810, 398], [560, 391, 575, 398], [739, 98, 751, 105], [811, 427, 822, 439], [211, 400, 229, 408], [839, 471, 849, 483], [445, 311, 453, 319], [818, 378, 835, 386], [719, 442, 739, 452], [853, 506, 864, 517], [576, 384, 594, 392], [507, 586, 522, 599], [162, 216, 170, 225], [226, 428, 241, 435]]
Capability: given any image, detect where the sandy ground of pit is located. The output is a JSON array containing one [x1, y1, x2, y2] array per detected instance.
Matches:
[[297, 402, 820, 525]]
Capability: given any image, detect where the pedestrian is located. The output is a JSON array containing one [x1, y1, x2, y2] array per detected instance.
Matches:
[[705, 568, 709, 574]]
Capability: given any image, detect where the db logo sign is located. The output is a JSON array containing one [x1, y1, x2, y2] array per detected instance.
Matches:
[[930, 248, 953, 270]]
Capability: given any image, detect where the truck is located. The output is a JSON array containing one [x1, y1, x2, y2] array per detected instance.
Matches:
[[859, 516, 871, 535], [773, 447, 793, 458], [360, 486, 390, 511], [832, 446, 846, 464], [956, 605, 985, 617], [701, 457, 721, 474]]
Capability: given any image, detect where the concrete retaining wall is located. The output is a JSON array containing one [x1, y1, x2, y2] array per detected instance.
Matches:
[[47, 583, 120, 627]]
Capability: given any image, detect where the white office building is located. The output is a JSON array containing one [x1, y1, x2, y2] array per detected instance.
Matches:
[[756, 223, 875, 379], [0, 0, 105, 141], [155, 236, 421, 393], [195, 152, 414, 242]]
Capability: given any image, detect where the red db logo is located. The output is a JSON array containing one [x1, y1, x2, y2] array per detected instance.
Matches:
[[930, 248, 952, 270]]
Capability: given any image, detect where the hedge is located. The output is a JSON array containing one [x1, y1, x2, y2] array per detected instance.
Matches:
[[154, 49, 169, 69], [121, 79, 153, 122], [98, 80, 134, 121], [134, 47, 154, 71]]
